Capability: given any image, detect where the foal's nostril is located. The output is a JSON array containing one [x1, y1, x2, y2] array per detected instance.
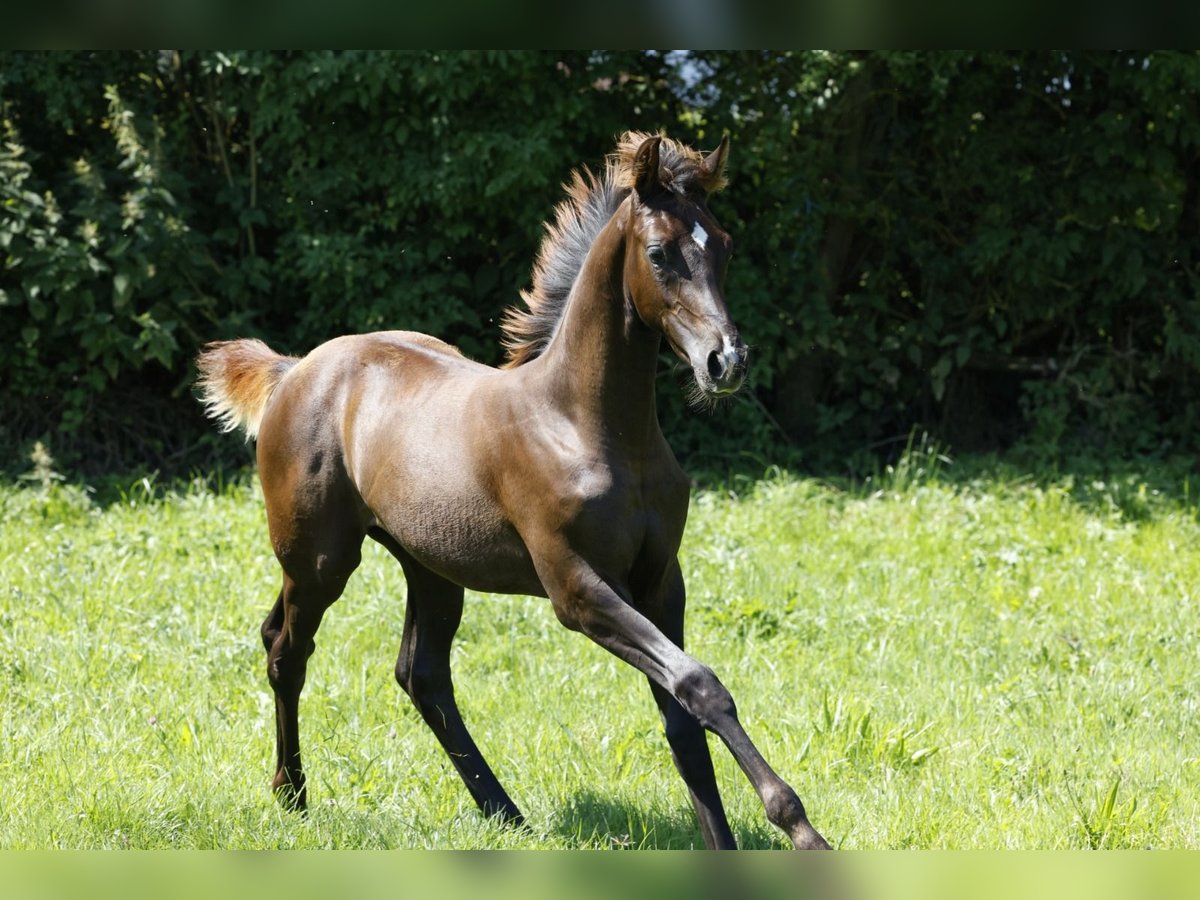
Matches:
[[707, 350, 725, 381]]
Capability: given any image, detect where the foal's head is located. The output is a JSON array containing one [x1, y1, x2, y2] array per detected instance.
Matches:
[[621, 133, 748, 399]]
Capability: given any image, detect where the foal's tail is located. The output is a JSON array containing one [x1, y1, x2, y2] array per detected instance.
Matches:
[[196, 339, 300, 440]]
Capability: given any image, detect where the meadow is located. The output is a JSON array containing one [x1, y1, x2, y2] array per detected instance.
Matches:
[[2, 450, 1198, 849]]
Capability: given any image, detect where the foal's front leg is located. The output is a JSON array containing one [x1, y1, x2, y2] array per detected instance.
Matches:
[[546, 562, 830, 850]]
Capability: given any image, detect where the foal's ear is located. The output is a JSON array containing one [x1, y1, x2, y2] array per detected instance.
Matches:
[[632, 135, 665, 200], [699, 134, 730, 193]]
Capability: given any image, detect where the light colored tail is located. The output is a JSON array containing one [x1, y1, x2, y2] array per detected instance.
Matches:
[[196, 339, 299, 440]]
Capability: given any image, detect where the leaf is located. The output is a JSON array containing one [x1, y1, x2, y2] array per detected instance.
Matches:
[[1099, 779, 1119, 827], [931, 355, 953, 401], [113, 272, 131, 308]]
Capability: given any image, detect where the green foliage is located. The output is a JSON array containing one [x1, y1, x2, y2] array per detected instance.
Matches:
[[693, 51, 1200, 462], [2, 55, 211, 429], [3, 51, 1199, 474]]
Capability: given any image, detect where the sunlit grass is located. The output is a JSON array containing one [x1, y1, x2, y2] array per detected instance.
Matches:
[[2, 454, 1197, 848]]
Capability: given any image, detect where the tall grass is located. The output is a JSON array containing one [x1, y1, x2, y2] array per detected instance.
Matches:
[[1, 452, 1197, 848]]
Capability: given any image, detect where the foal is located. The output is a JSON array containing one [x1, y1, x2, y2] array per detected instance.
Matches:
[[197, 132, 828, 849]]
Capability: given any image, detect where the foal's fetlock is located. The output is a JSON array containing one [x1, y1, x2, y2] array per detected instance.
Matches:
[[764, 785, 829, 848], [272, 769, 308, 812], [789, 820, 832, 850]]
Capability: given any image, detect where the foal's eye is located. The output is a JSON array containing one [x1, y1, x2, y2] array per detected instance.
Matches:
[[647, 246, 667, 268]]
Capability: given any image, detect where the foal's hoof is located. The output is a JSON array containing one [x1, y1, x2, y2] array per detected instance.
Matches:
[[482, 800, 528, 830], [791, 822, 832, 850], [272, 771, 308, 813]]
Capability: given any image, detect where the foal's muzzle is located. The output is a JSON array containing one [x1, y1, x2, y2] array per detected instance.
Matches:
[[705, 340, 749, 395]]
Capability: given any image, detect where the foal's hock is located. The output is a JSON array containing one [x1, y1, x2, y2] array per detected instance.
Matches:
[[197, 132, 828, 849]]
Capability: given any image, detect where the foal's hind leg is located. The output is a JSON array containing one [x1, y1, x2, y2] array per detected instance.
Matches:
[[260, 594, 286, 793], [372, 530, 524, 825], [262, 541, 362, 810]]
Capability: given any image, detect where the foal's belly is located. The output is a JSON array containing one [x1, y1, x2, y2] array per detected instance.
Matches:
[[370, 485, 546, 597]]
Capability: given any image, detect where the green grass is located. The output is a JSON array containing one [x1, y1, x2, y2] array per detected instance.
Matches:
[[2, 454, 1198, 849]]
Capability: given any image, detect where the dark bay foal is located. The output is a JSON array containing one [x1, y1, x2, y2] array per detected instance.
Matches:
[[197, 132, 829, 849]]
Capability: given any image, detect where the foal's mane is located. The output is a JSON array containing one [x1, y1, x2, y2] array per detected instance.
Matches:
[[500, 131, 723, 368]]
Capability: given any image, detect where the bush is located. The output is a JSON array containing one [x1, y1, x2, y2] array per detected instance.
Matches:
[[694, 51, 1200, 464], [3, 51, 1198, 476]]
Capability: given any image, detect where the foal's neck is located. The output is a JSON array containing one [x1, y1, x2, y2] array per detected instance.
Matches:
[[535, 205, 662, 449]]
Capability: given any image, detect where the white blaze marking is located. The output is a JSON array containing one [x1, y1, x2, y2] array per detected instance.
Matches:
[[691, 221, 708, 250]]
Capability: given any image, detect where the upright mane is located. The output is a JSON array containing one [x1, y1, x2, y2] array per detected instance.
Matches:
[[500, 131, 724, 368]]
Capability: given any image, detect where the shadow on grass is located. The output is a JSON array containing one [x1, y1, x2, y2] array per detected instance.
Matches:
[[1, 466, 259, 520], [685, 436, 1199, 526], [869, 448, 1200, 525], [548, 789, 784, 850]]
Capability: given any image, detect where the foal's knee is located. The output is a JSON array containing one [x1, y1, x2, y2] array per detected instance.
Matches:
[[762, 783, 809, 832], [672, 661, 737, 730]]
